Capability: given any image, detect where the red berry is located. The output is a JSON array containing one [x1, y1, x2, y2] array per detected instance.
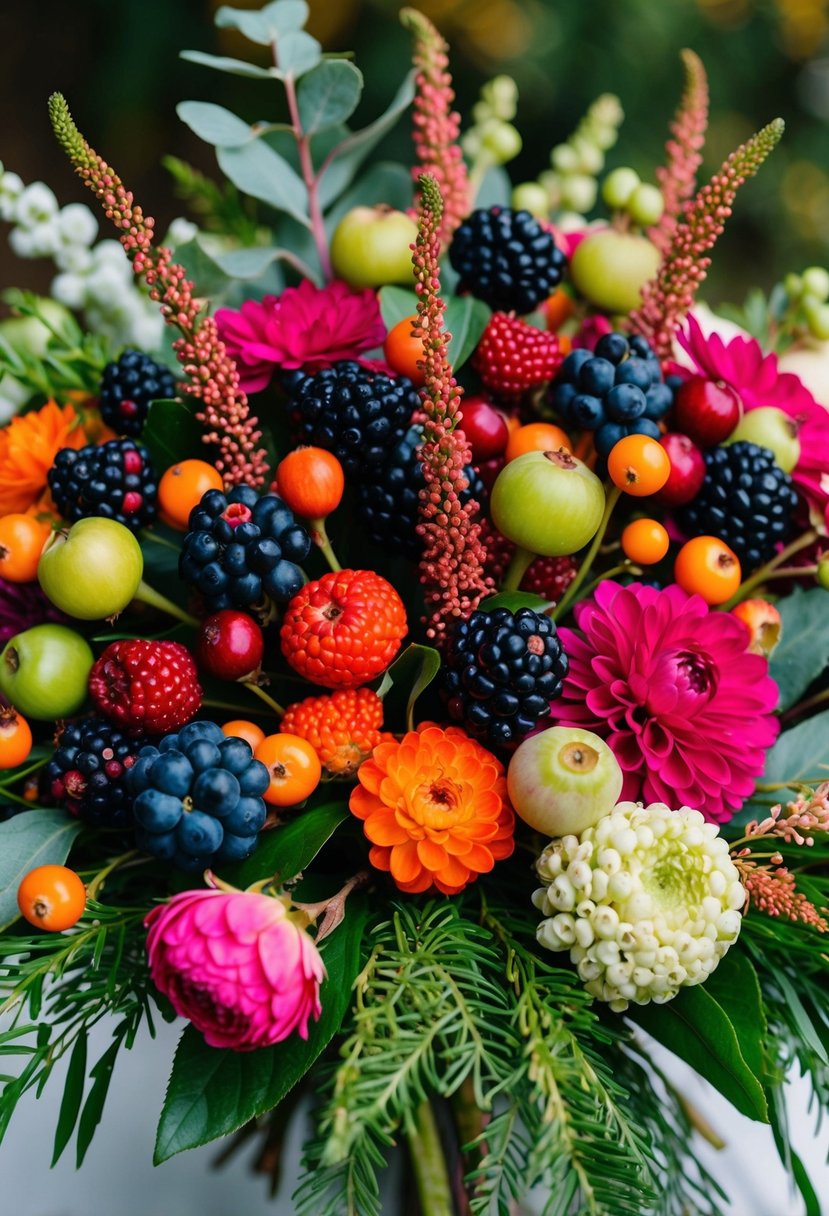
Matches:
[[280, 569, 407, 688], [472, 313, 562, 399], [520, 554, 577, 602], [89, 639, 203, 734], [194, 610, 264, 681], [122, 491, 143, 514], [656, 432, 707, 507], [281, 688, 387, 776], [123, 449, 143, 475], [456, 396, 510, 462], [672, 376, 742, 447]]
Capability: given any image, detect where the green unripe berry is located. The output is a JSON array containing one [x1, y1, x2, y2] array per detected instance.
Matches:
[[560, 175, 597, 214], [511, 181, 550, 218], [571, 137, 603, 176], [818, 555, 829, 591], [471, 100, 495, 125], [482, 74, 518, 119], [802, 295, 829, 341], [480, 120, 522, 163], [592, 93, 624, 126], [801, 266, 829, 302], [539, 170, 562, 207], [587, 122, 620, 151], [783, 272, 803, 300], [602, 166, 641, 210], [551, 144, 580, 174], [627, 182, 664, 226]]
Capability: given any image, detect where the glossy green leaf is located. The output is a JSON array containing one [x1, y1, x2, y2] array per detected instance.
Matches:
[[762, 708, 829, 788], [0, 811, 82, 931], [226, 801, 349, 889], [318, 71, 415, 204], [769, 588, 829, 712], [702, 949, 766, 1080], [217, 141, 309, 227], [378, 287, 490, 371], [215, 1, 309, 45], [213, 244, 314, 284], [142, 398, 206, 473], [378, 285, 417, 331], [376, 643, 441, 731], [51, 1031, 87, 1166], [298, 60, 363, 135], [176, 101, 254, 148], [479, 591, 553, 614], [76, 1037, 121, 1165], [154, 893, 369, 1162], [180, 50, 274, 80]]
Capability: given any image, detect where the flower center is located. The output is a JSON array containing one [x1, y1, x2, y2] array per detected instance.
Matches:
[[411, 777, 464, 828], [675, 650, 715, 697], [641, 848, 706, 925]]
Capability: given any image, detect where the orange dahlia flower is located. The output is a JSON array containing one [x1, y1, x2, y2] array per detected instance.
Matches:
[[281, 688, 387, 777], [0, 400, 86, 515], [349, 724, 514, 895]]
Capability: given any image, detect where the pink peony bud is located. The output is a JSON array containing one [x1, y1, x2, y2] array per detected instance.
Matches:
[[145, 888, 325, 1051]]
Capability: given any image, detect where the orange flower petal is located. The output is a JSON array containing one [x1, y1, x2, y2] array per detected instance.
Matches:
[[364, 810, 410, 847], [389, 839, 423, 886], [348, 785, 378, 821], [416, 837, 448, 872]]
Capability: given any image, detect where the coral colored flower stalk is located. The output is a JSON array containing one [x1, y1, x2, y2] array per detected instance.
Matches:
[[145, 888, 325, 1050], [648, 49, 709, 257]]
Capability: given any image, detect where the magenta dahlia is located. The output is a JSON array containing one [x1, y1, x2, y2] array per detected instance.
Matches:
[[555, 581, 779, 823], [215, 278, 385, 393]]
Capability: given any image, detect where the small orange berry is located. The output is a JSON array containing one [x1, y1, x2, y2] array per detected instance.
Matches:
[[608, 435, 671, 497], [0, 514, 51, 582], [620, 518, 670, 565], [254, 732, 322, 807], [383, 314, 425, 385], [221, 719, 266, 750], [674, 536, 742, 605], [18, 864, 86, 931], [274, 447, 345, 521], [731, 599, 782, 656], [0, 706, 33, 769], [158, 460, 224, 531], [281, 688, 385, 777], [505, 422, 572, 462], [542, 287, 575, 332]]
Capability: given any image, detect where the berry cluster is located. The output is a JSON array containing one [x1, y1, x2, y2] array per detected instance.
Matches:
[[126, 720, 270, 871], [281, 688, 386, 777], [180, 485, 310, 614], [549, 333, 672, 457], [99, 349, 177, 437], [45, 717, 146, 830], [48, 438, 158, 531], [448, 206, 566, 314]]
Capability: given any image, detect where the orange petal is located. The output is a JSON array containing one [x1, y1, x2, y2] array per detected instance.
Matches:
[[348, 785, 378, 821], [416, 837, 448, 872], [389, 839, 423, 886], [434, 854, 472, 889], [364, 811, 409, 847], [368, 845, 391, 872]]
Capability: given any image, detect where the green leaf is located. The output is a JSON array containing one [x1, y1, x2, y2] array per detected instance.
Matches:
[[376, 643, 441, 731], [628, 980, 769, 1122], [225, 801, 349, 889], [76, 1037, 121, 1166], [473, 165, 512, 209], [180, 50, 274, 80], [297, 60, 363, 136], [769, 588, 829, 712], [774, 970, 828, 1065], [154, 893, 369, 1162], [142, 398, 206, 472], [51, 1030, 87, 1166], [215, 0, 309, 45], [0, 811, 82, 931], [213, 245, 313, 283], [479, 591, 553, 614], [318, 71, 415, 204], [378, 285, 417, 331], [176, 101, 254, 148], [703, 949, 766, 1080], [217, 141, 309, 227], [445, 296, 492, 370], [762, 708, 829, 788], [271, 31, 321, 79], [322, 160, 412, 218]]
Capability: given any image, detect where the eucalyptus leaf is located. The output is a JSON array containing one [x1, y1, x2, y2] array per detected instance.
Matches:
[[0, 811, 82, 931], [378, 285, 417, 331], [297, 60, 363, 136], [317, 71, 415, 204], [271, 30, 321, 79], [322, 160, 412, 218], [769, 588, 829, 711], [215, 0, 309, 45], [176, 101, 254, 149], [213, 245, 309, 280], [217, 141, 309, 227], [762, 708, 829, 788], [180, 50, 274, 80], [473, 165, 512, 209]]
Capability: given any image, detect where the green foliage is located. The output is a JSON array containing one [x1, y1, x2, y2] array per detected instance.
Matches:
[[0, 290, 112, 401], [378, 285, 491, 370], [142, 397, 206, 473], [769, 588, 829, 712], [376, 642, 442, 732], [0, 811, 83, 931], [226, 800, 350, 889], [763, 708, 829, 788]]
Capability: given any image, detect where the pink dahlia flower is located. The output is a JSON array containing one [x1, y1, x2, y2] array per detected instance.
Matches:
[[555, 581, 779, 824], [215, 278, 385, 393], [145, 888, 325, 1051], [677, 313, 829, 531]]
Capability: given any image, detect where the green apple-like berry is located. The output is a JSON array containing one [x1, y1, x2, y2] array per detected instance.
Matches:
[[38, 517, 144, 620], [601, 166, 640, 210], [626, 182, 664, 226], [490, 449, 605, 557], [511, 182, 550, 218], [330, 206, 418, 290], [802, 295, 829, 342], [801, 266, 829, 302], [570, 228, 661, 314], [726, 406, 801, 473], [507, 726, 623, 837], [0, 624, 94, 719]]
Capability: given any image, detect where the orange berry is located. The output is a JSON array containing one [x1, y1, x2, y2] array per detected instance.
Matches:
[[620, 518, 670, 565], [0, 706, 33, 769], [543, 287, 575, 332], [221, 719, 266, 750], [254, 732, 322, 807], [0, 514, 51, 582], [158, 460, 224, 531], [17, 864, 86, 931], [607, 435, 671, 497], [281, 688, 385, 777], [383, 314, 425, 385], [674, 536, 742, 605], [731, 598, 782, 656], [274, 447, 345, 521], [505, 422, 572, 462]]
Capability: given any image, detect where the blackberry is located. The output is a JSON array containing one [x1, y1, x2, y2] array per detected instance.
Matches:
[[45, 718, 147, 830], [441, 606, 568, 748], [99, 349, 177, 437], [125, 719, 270, 871], [448, 207, 566, 314], [48, 438, 158, 531], [549, 332, 672, 456], [179, 483, 311, 614], [287, 361, 419, 479], [678, 441, 798, 571], [357, 425, 487, 560]]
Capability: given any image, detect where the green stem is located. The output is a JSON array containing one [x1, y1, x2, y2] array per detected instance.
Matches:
[[139, 528, 181, 552], [576, 560, 641, 604], [720, 529, 818, 609], [782, 685, 829, 723], [84, 849, 140, 901], [243, 681, 285, 719], [501, 545, 535, 592], [553, 486, 622, 621], [310, 519, 342, 573], [134, 579, 199, 628], [407, 1101, 454, 1216]]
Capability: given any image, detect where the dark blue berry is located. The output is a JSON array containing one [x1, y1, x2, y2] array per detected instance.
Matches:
[[579, 358, 616, 396], [215, 832, 259, 862], [134, 789, 184, 833], [606, 384, 647, 422], [149, 751, 194, 797], [594, 333, 629, 364], [192, 768, 241, 817], [177, 810, 224, 856], [223, 796, 267, 836], [178, 720, 225, 749], [135, 826, 178, 861], [238, 760, 270, 797], [187, 740, 223, 774], [572, 394, 606, 428], [448, 206, 565, 314], [218, 737, 254, 776]]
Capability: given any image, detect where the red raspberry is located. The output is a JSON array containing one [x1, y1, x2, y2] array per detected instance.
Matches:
[[280, 569, 407, 689], [472, 312, 562, 399], [281, 688, 388, 776], [89, 640, 203, 734]]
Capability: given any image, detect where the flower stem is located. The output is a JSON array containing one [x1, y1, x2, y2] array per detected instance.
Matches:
[[720, 529, 818, 609], [281, 60, 332, 281], [577, 560, 641, 603], [310, 519, 342, 573], [407, 1101, 454, 1216], [501, 544, 535, 592], [243, 680, 285, 719], [781, 685, 829, 723], [553, 486, 622, 621], [84, 849, 140, 901], [140, 528, 181, 552], [134, 580, 199, 628]]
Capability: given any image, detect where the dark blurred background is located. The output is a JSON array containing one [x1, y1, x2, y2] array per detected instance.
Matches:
[[1, 0, 828, 301]]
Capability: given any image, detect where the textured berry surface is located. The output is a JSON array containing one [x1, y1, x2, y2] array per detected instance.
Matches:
[[281, 688, 386, 776], [441, 606, 569, 747], [448, 207, 566, 314], [89, 639, 203, 735], [520, 554, 578, 602], [286, 360, 419, 479], [280, 569, 407, 688], [99, 349, 177, 437], [48, 438, 158, 531], [44, 717, 146, 830], [473, 313, 562, 400], [678, 441, 797, 570], [179, 484, 310, 614]]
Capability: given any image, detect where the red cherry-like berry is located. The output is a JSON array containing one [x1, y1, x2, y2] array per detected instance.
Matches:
[[89, 639, 203, 735], [472, 312, 562, 399], [672, 376, 742, 447], [656, 432, 707, 507], [456, 396, 510, 462], [194, 610, 264, 682], [280, 569, 407, 689], [520, 554, 578, 603]]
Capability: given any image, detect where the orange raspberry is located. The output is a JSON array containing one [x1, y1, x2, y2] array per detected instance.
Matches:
[[281, 688, 386, 777]]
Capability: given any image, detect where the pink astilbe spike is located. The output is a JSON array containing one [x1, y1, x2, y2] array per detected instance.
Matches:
[[48, 93, 267, 487], [629, 118, 784, 363], [413, 174, 493, 646], [401, 8, 470, 247], [649, 49, 709, 256], [735, 859, 828, 932]]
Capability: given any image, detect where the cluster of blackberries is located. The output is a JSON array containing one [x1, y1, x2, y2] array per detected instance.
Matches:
[[449, 206, 566, 315], [99, 349, 177, 437], [45, 718, 146, 830], [48, 438, 158, 531]]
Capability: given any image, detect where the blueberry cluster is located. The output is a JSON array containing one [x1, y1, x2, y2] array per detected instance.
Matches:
[[126, 720, 270, 871], [48, 438, 158, 531], [678, 441, 798, 570], [179, 484, 310, 613], [448, 206, 566, 315], [99, 349, 177, 437], [549, 333, 672, 457], [286, 361, 420, 479], [357, 425, 487, 560], [441, 606, 568, 747], [45, 717, 146, 830]]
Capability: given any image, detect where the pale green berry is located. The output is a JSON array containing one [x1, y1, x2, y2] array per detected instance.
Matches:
[[551, 144, 580, 173], [817, 556, 829, 590], [627, 182, 665, 226], [783, 272, 803, 300], [482, 74, 518, 119], [560, 175, 598, 214], [481, 120, 522, 163], [801, 265, 829, 302], [601, 166, 641, 210], [588, 122, 620, 151], [511, 181, 550, 218], [471, 100, 495, 125], [539, 169, 563, 207], [592, 93, 624, 126], [571, 137, 603, 176], [803, 295, 829, 341]]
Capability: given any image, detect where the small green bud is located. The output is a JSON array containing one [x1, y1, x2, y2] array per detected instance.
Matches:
[[592, 93, 624, 126], [570, 137, 603, 176], [560, 175, 598, 214], [538, 170, 563, 208], [801, 266, 829, 302], [482, 74, 519, 119], [602, 166, 641, 210], [802, 295, 829, 341], [511, 181, 551, 218], [481, 120, 522, 163], [551, 144, 580, 174], [783, 272, 803, 300], [626, 182, 664, 227], [817, 555, 829, 590]]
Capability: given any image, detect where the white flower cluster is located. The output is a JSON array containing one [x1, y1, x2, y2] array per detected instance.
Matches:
[[532, 801, 745, 1012]]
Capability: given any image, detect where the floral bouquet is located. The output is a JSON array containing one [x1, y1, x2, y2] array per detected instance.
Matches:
[[0, 3, 828, 1213]]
